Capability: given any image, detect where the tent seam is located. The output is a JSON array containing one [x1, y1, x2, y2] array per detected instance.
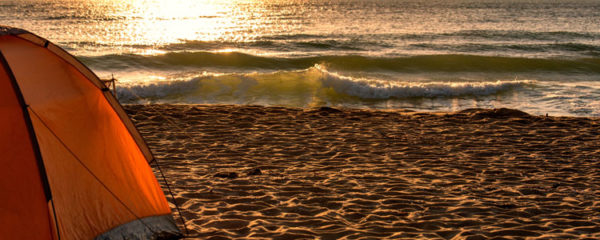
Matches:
[[11, 30, 155, 163], [27, 107, 159, 238], [0, 50, 61, 240]]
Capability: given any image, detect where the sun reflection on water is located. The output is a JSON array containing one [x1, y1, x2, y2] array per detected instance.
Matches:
[[45, 0, 298, 55], [105, 0, 239, 46]]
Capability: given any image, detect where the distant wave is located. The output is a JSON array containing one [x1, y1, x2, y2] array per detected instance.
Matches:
[[64, 30, 600, 56], [435, 30, 600, 41], [66, 30, 600, 49], [66, 38, 383, 53], [409, 43, 600, 56], [116, 65, 534, 105], [80, 52, 600, 74], [43, 15, 124, 21], [161, 39, 370, 52]]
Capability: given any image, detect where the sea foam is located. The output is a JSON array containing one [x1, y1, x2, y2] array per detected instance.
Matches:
[[316, 65, 533, 99], [116, 65, 533, 105]]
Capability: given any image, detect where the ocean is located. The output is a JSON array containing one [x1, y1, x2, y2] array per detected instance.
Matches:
[[2, 0, 599, 116]]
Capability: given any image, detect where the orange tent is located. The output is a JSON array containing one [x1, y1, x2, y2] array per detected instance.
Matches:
[[0, 26, 181, 239]]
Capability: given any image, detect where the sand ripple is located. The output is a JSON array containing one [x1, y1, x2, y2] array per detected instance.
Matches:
[[125, 105, 600, 239]]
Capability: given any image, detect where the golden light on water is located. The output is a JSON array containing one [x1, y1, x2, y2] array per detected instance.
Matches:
[[90, 0, 278, 52], [103, 0, 228, 45]]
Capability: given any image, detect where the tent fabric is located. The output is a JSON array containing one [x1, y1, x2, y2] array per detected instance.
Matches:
[[0, 51, 56, 240], [0, 26, 181, 240]]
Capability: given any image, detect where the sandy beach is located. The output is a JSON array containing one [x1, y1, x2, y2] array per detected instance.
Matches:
[[124, 104, 600, 239]]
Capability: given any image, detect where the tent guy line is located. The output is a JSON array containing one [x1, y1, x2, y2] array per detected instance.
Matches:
[[115, 80, 192, 235]]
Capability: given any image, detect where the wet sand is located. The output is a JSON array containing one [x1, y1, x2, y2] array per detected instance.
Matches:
[[124, 104, 600, 240]]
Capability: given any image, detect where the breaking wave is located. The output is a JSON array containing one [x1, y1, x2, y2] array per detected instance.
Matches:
[[116, 65, 534, 106]]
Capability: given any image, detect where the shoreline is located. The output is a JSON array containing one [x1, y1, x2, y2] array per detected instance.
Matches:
[[125, 104, 600, 239]]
